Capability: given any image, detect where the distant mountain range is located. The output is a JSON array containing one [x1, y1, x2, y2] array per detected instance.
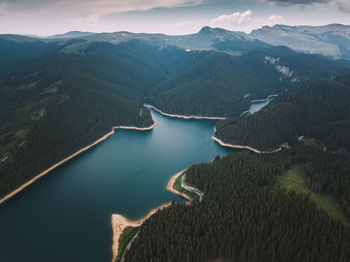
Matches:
[[47, 31, 96, 39], [4, 23, 348, 59], [251, 24, 350, 59]]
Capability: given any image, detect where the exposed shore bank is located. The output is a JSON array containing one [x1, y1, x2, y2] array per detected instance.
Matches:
[[145, 104, 227, 120], [0, 122, 157, 206], [212, 136, 286, 154], [111, 202, 172, 262], [111, 169, 203, 261], [251, 94, 278, 103], [166, 169, 192, 202]]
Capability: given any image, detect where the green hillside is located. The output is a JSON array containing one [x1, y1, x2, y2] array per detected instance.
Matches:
[[124, 147, 350, 262], [0, 36, 349, 200], [148, 47, 350, 117], [216, 74, 350, 151], [0, 41, 161, 197]]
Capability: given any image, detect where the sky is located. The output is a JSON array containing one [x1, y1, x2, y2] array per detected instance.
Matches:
[[0, 0, 350, 36]]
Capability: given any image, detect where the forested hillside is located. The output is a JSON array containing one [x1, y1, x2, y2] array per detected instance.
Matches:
[[215, 74, 350, 151], [0, 34, 349, 199], [147, 46, 349, 117], [0, 35, 60, 68], [0, 40, 163, 197], [124, 146, 350, 262], [123, 73, 350, 262]]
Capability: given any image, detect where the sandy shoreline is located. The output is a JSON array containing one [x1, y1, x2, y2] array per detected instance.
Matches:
[[0, 122, 156, 206], [111, 202, 171, 262], [212, 136, 283, 154], [114, 122, 157, 131], [111, 169, 202, 261], [145, 104, 227, 120], [165, 169, 192, 202]]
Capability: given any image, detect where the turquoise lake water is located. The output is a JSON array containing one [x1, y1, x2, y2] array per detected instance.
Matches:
[[248, 96, 276, 114], [0, 109, 240, 262]]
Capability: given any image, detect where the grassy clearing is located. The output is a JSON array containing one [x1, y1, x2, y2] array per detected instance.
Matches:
[[116, 226, 139, 262], [173, 172, 199, 201], [277, 166, 348, 226]]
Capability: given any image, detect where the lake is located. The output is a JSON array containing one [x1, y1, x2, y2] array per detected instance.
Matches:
[[0, 109, 240, 262], [248, 96, 276, 114]]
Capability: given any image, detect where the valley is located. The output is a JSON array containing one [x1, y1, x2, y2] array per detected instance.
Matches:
[[1, 22, 350, 262]]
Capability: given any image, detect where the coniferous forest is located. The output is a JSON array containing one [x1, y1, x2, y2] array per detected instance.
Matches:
[[1, 30, 350, 262], [123, 74, 350, 262], [216, 74, 350, 151], [2, 36, 348, 199], [124, 146, 350, 262]]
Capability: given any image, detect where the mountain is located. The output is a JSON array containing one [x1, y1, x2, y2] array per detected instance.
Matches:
[[4, 24, 350, 60], [46, 24, 350, 59], [74, 26, 265, 54], [215, 73, 350, 151], [0, 35, 60, 68], [47, 31, 96, 39], [0, 40, 166, 197], [147, 46, 350, 117], [250, 24, 350, 59]]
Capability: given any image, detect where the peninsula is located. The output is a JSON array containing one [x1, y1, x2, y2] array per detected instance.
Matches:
[[111, 169, 203, 261]]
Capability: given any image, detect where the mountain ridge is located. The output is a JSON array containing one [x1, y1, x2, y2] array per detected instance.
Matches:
[[2, 23, 349, 59]]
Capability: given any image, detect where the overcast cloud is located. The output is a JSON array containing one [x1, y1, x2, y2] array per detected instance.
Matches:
[[262, 0, 350, 12], [209, 10, 285, 33], [0, 0, 203, 14], [0, 0, 349, 35]]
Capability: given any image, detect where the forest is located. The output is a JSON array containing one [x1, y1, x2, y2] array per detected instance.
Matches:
[[0, 41, 159, 197], [123, 74, 350, 261], [124, 146, 350, 262], [147, 46, 349, 117], [215, 74, 350, 151], [2, 36, 349, 198], [1, 30, 350, 262]]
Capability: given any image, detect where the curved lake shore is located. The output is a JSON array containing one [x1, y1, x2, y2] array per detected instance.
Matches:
[[0, 109, 234, 262], [111, 202, 172, 262], [166, 169, 192, 202], [250, 94, 278, 103], [111, 168, 203, 261], [145, 104, 227, 120], [212, 136, 285, 154], [0, 122, 157, 206], [0, 104, 280, 261]]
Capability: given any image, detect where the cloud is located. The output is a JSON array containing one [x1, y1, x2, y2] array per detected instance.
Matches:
[[332, 0, 350, 12], [0, 0, 203, 15], [0, 0, 205, 35], [210, 10, 253, 27], [268, 15, 284, 23], [261, 0, 350, 12], [262, 0, 327, 5], [209, 10, 284, 33]]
